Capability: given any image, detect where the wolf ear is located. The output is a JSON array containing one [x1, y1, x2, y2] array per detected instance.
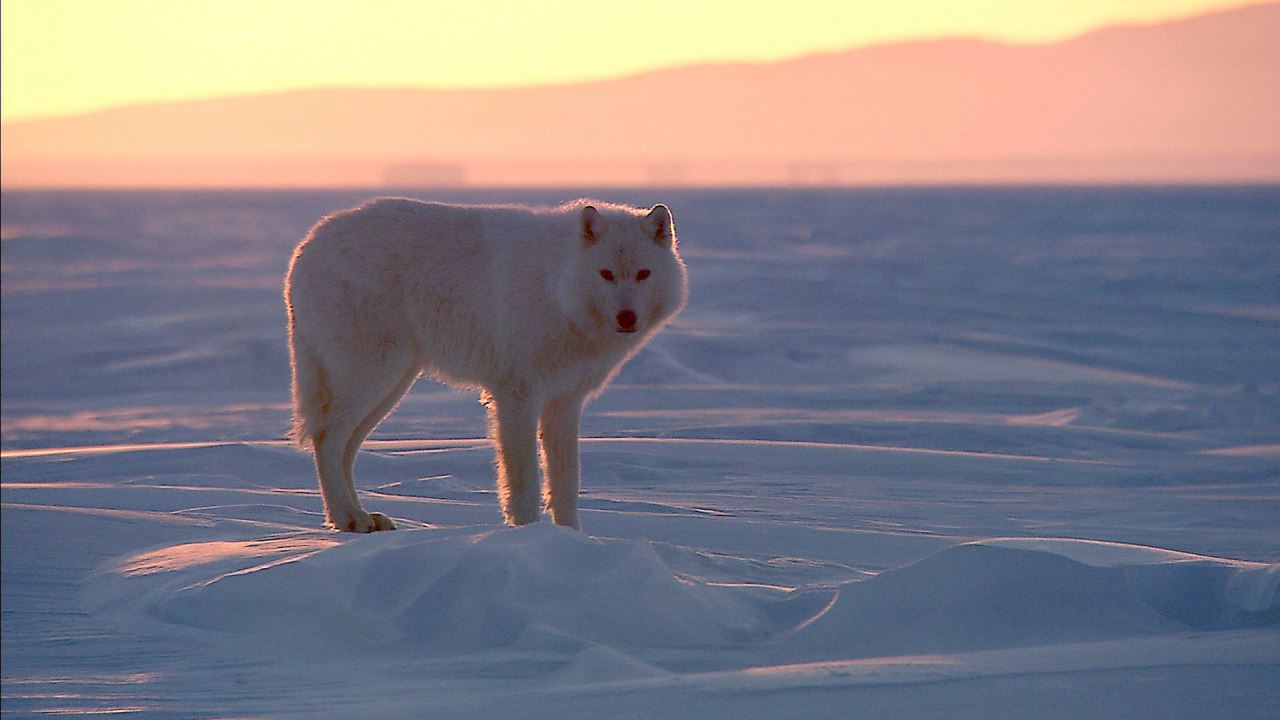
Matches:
[[646, 204, 674, 247], [581, 205, 606, 246]]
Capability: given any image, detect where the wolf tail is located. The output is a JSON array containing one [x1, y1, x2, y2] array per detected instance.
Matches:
[[287, 320, 330, 450]]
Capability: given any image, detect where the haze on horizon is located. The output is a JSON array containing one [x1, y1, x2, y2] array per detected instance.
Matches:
[[0, 0, 1264, 121]]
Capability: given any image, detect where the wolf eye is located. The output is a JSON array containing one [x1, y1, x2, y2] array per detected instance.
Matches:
[[636, 269, 651, 281], [599, 269, 615, 282]]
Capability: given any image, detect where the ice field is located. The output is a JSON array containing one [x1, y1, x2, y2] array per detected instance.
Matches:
[[3, 187, 1278, 718]]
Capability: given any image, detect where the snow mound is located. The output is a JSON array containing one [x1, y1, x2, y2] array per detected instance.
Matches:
[[115, 523, 826, 657], [95, 525, 1275, 672], [790, 539, 1279, 660]]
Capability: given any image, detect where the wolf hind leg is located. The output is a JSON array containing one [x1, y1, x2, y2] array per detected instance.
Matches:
[[313, 349, 417, 532], [339, 362, 420, 531], [287, 329, 359, 525]]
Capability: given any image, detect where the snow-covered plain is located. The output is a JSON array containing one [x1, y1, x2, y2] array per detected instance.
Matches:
[[3, 187, 1278, 718]]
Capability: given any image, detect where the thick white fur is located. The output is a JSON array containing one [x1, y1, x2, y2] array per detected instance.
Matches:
[[285, 198, 687, 532]]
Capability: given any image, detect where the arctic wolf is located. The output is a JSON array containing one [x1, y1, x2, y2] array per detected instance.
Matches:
[[285, 199, 687, 532]]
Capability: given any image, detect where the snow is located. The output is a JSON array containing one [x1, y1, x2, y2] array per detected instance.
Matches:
[[3, 187, 1278, 718]]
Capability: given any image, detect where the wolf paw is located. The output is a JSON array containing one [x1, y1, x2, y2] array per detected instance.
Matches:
[[367, 512, 397, 531], [330, 510, 397, 533]]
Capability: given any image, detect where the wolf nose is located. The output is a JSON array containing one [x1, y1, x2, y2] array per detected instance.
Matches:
[[616, 309, 637, 332]]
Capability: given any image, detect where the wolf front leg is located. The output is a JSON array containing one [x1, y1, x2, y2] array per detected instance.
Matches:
[[540, 395, 584, 529], [488, 392, 542, 525]]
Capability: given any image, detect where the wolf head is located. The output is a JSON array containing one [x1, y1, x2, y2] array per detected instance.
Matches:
[[561, 202, 688, 341]]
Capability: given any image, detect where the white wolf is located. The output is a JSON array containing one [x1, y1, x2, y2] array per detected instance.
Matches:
[[285, 198, 687, 532]]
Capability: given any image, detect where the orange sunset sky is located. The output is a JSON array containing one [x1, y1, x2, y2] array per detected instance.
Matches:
[[2, 0, 1276, 187], [1, 0, 1260, 120]]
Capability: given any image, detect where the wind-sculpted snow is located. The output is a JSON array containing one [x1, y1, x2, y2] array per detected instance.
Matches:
[[788, 540, 1277, 661], [105, 524, 821, 656], [93, 522, 1276, 669], [4, 187, 1278, 718]]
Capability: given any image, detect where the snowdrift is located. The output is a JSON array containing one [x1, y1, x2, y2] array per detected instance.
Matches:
[[788, 539, 1277, 660], [95, 523, 1277, 667]]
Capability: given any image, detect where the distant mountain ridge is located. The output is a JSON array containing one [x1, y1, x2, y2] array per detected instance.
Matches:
[[4, 3, 1278, 187]]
